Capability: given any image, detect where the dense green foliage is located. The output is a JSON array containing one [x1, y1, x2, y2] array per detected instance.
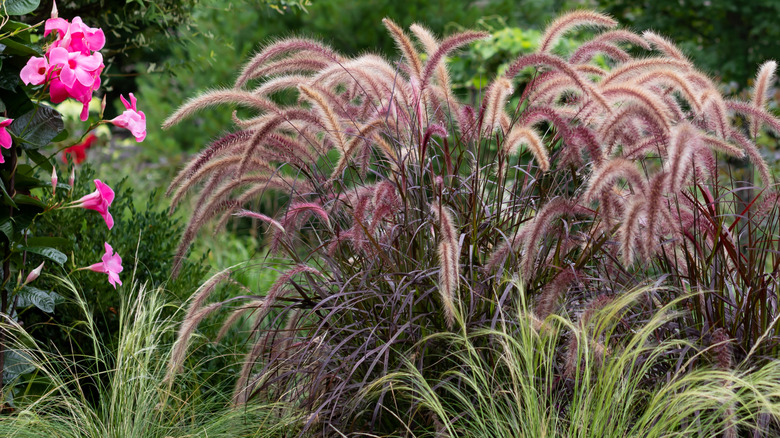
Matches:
[[19, 164, 208, 373]]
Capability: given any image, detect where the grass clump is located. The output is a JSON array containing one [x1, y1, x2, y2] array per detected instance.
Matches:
[[0, 277, 300, 438]]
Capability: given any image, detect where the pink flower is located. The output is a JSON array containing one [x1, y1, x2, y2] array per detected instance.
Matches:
[[110, 94, 146, 142], [20, 56, 50, 85], [49, 72, 101, 121], [0, 119, 13, 151], [71, 179, 115, 229], [0, 119, 13, 163], [47, 47, 103, 88], [45, 16, 105, 53], [87, 242, 122, 288]]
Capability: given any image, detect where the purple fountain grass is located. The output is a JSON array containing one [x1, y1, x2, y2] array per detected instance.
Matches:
[[162, 11, 779, 433]]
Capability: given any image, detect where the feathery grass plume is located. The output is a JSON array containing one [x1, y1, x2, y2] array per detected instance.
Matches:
[[298, 84, 347, 151], [633, 70, 702, 112], [699, 90, 730, 137], [618, 197, 645, 265], [330, 118, 386, 179], [250, 56, 330, 80], [235, 37, 343, 89], [169, 156, 276, 210], [751, 60, 777, 137], [569, 40, 631, 64], [215, 299, 264, 342], [254, 74, 313, 96], [584, 158, 647, 202], [600, 57, 690, 87], [581, 28, 651, 51], [285, 202, 331, 228], [505, 52, 610, 110], [534, 268, 581, 320], [433, 203, 459, 328], [602, 85, 672, 131], [419, 30, 489, 91], [503, 126, 550, 171], [728, 128, 773, 185], [600, 103, 669, 148], [410, 24, 456, 108], [639, 173, 668, 261], [538, 10, 617, 54], [382, 18, 423, 81], [234, 209, 286, 234], [162, 90, 278, 130], [166, 130, 253, 198], [481, 77, 514, 134], [166, 302, 223, 385], [519, 197, 578, 279], [642, 31, 693, 66], [664, 123, 699, 193]]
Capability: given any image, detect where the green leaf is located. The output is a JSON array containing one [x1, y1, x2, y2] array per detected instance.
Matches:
[[24, 148, 53, 173], [16, 286, 60, 313], [0, 35, 40, 57], [3, 0, 41, 15], [12, 194, 46, 209], [0, 218, 12, 241], [0, 180, 18, 208], [16, 246, 67, 266], [8, 106, 65, 149], [2, 349, 34, 383], [51, 129, 69, 142]]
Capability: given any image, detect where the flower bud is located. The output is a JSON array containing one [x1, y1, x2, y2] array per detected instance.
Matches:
[[51, 0, 58, 19], [24, 262, 45, 285], [69, 166, 75, 189], [52, 166, 58, 195]]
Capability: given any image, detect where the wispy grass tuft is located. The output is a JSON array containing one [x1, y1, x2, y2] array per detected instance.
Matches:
[[0, 278, 300, 438]]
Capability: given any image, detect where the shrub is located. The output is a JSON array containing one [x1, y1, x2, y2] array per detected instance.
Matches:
[[163, 10, 779, 434]]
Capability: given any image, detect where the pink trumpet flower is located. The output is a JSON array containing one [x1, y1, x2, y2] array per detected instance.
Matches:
[[20, 56, 50, 85], [87, 242, 122, 288], [0, 119, 13, 163], [0, 119, 13, 151], [70, 179, 115, 229], [109, 93, 146, 142], [47, 47, 103, 88]]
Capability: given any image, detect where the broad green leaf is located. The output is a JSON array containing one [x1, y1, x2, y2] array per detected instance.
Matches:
[[8, 105, 65, 149], [16, 286, 60, 313], [2, 0, 40, 15], [17, 246, 67, 266], [12, 194, 46, 209], [24, 148, 53, 173], [2, 349, 34, 382], [0, 218, 12, 240], [0, 36, 40, 57], [0, 179, 18, 208]]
